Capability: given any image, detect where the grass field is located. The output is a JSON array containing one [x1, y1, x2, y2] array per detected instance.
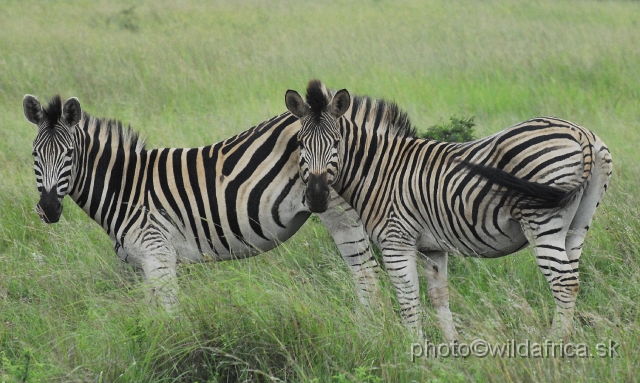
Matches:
[[1, 0, 639, 381]]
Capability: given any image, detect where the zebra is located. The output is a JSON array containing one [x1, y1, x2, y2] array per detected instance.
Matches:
[[23, 94, 381, 310], [285, 80, 612, 341]]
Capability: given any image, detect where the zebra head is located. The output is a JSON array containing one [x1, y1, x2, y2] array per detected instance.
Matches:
[[23, 94, 82, 224], [285, 80, 351, 213]]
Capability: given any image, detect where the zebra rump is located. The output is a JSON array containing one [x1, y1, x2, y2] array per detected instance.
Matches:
[[455, 159, 584, 211]]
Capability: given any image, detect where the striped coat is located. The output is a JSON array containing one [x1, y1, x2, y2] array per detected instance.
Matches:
[[286, 80, 612, 341], [24, 94, 380, 309]]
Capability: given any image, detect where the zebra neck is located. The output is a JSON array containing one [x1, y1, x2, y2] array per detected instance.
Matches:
[[68, 118, 142, 233], [333, 97, 418, 209], [68, 128, 87, 207], [335, 130, 410, 211]]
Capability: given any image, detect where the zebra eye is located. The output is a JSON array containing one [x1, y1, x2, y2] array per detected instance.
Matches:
[[32, 151, 37, 157], [332, 140, 340, 149], [66, 148, 74, 156]]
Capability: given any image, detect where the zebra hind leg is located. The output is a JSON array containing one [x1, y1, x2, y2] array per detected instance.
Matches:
[[562, 143, 612, 330], [520, 195, 583, 340], [420, 251, 459, 343], [565, 143, 613, 276]]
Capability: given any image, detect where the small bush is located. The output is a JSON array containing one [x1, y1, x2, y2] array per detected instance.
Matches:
[[419, 116, 476, 142]]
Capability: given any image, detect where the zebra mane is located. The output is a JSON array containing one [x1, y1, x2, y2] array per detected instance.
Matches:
[[305, 79, 332, 120], [81, 112, 147, 153], [42, 94, 64, 129], [304, 80, 416, 139], [41, 95, 146, 151], [78, 111, 146, 153], [350, 95, 417, 139]]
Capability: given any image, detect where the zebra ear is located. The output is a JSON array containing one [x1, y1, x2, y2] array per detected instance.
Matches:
[[329, 89, 350, 119], [285, 90, 310, 118], [62, 97, 82, 128], [23, 95, 44, 125]]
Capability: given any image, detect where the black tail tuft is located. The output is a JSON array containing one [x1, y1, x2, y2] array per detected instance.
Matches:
[[457, 160, 579, 211]]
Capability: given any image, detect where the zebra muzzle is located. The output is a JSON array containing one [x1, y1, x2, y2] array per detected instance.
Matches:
[[37, 188, 63, 224], [305, 173, 330, 213]]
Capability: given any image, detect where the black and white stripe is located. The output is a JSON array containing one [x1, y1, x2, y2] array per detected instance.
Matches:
[[286, 80, 612, 341], [23, 94, 381, 310]]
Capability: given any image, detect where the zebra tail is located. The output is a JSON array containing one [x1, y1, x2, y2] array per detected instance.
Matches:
[[456, 160, 585, 211]]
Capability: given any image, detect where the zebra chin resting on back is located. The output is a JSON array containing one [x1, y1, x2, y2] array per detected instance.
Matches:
[[23, 94, 381, 311], [285, 80, 612, 342]]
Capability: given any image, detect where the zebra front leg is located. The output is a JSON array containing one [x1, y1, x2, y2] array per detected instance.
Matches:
[[113, 240, 143, 286], [420, 251, 459, 343], [316, 190, 381, 307], [139, 249, 179, 312], [382, 242, 424, 338], [122, 217, 180, 312]]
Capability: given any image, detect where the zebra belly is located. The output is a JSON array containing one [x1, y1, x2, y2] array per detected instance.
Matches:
[[416, 217, 529, 258], [171, 211, 310, 263]]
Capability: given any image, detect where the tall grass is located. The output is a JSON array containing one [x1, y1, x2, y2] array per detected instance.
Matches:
[[1, 0, 639, 381]]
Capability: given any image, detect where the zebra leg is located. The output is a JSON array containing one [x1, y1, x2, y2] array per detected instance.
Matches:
[[558, 147, 612, 335], [565, 144, 613, 279], [564, 185, 599, 281], [420, 251, 459, 343], [382, 241, 423, 337], [122, 215, 180, 312], [521, 201, 582, 340], [139, 250, 179, 312], [316, 190, 381, 307], [113, 240, 143, 285]]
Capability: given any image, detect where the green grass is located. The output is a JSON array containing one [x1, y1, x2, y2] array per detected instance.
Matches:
[[1, 0, 639, 381]]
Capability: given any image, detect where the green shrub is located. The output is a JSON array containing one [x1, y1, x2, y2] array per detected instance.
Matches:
[[419, 116, 476, 142]]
